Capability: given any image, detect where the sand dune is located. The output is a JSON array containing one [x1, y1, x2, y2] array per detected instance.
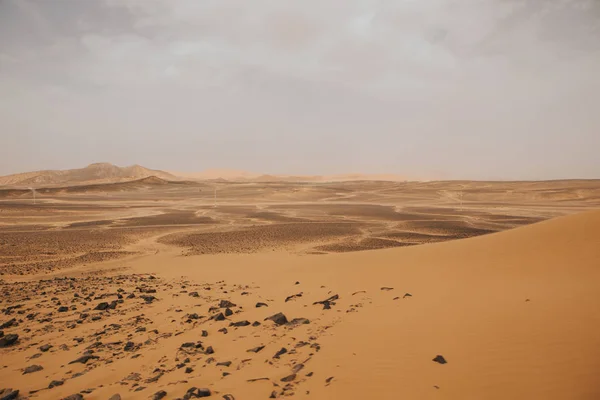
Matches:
[[1, 207, 599, 399]]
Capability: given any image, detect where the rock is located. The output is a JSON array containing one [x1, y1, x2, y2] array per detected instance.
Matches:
[[247, 346, 265, 353], [180, 342, 196, 349], [62, 395, 84, 400], [292, 363, 305, 373], [68, 354, 99, 365], [123, 341, 135, 351], [218, 328, 228, 334], [326, 376, 334, 384], [313, 294, 339, 306], [222, 395, 235, 400], [141, 295, 157, 303], [265, 313, 288, 325], [184, 387, 212, 399], [255, 302, 268, 308], [94, 302, 109, 311], [108, 395, 122, 400], [58, 306, 69, 312], [205, 346, 214, 354], [403, 293, 412, 298], [48, 380, 64, 389], [152, 391, 167, 400], [0, 334, 18, 348], [108, 300, 118, 310], [189, 292, 199, 297], [0, 388, 19, 400], [229, 320, 250, 327], [224, 308, 233, 317], [216, 361, 231, 367], [289, 318, 310, 325], [0, 318, 17, 329], [269, 391, 278, 398], [201, 330, 208, 337], [273, 348, 287, 359], [284, 293, 302, 302], [381, 287, 394, 291], [252, 321, 261, 327], [212, 313, 225, 321], [219, 300, 236, 308], [185, 367, 194, 373], [22, 364, 43, 374], [280, 374, 296, 382], [432, 355, 447, 364]]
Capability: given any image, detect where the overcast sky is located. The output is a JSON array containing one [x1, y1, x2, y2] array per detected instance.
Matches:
[[1, 0, 599, 179]]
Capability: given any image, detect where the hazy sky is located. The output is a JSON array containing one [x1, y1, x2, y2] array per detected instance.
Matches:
[[1, 0, 599, 179]]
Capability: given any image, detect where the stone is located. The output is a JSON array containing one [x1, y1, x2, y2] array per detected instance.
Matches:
[[403, 293, 412, 298], [205, 346, 214, 354], [273, 348, 287, 359], [0, 318, 17, 329], [247, 346, 265, 353], [183, 387, 212, 399], [229, 320, 250, 327], [224, 308, 233, 317], [0, 389, 19, 400], [48, 380, 64, 389], [216, 361, 231, 367], [152, 391, 167, 400], [265, 313, 288, 325], [255, 302, 268, 308], [58, 306, 69, 312], [94, 302, 109, 311], [432, 355, 447, 364], [62, 395, 84, 400], [0, 334, 18, 348], [108, 395, 122, 400], [69, 354, 99, 365], [219, 300, 236, 308], [280, 374, 296, 382], [201, 330, 208, 337], [23, 364, 43, 374], [185, 367, 194, 374]]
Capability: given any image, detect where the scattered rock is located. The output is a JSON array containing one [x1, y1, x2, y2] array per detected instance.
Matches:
[[22, 364, 43, 375], [432, 355, 447, 364], [219, 300, 236, 308], [216, 361, 231, 367], [289, 318, 310, 325], [265, 313, 288, 325], [247, 346, 265, 353], [0, 334, 18, 348], [202, 330, 208, 337], [183, 387, 211, 398], [48, 380, 64, 389], [108, 395, 122, 400], [229, 320, 250, 327], [222, 395, 235, 400], [153, 391, 167, 400], [62, 395, 84, 400], [205, 346, 214, 354], [94, 302, 109, 311], [269, 391, 278, 398], [381, 287, 394, 291], [255, 302, 268, 308], [326, 376, 334, 385], [280, 374, 296, 382], [185, 367, 194, 374], [273, 348, 287, 359], [403, 293, 412, 298], [0, 318, 17, 329], [285, 293, 302, 302], [0, 389, 19, 400], [68, 354, 99, 365], [212, 313, 226, 321]]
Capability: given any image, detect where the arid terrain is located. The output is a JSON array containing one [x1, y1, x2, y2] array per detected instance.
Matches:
[[1, 174, 600, 399]]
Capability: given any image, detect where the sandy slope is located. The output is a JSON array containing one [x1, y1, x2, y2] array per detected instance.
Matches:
[[2, 211, 599, 399]]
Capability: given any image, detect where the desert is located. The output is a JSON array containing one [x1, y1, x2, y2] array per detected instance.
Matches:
[[1, 164, 600, 399]]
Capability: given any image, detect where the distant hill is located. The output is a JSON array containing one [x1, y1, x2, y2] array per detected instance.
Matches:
[[0, 163, 179, 187]]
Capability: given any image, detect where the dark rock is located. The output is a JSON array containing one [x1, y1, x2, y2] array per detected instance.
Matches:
[[432, 355, 447, 364], [0, 318, 17, 329], [222, 395, 235, 400], [252, 321, 261, 327], [205, 346, 214, 354], [108, 395, 122, 400], [189, 292, 199, 298], [218, 328, 228, 334], [216, 361, 231, 367], [229, 320, 250, 327], [123, 341, 135, 351], [313, 294, 339, 306], [247, 346, 265, 353], [0, 334, 18, 348], [62, 395, 84, 400], [255, 302, 268, 308], [94, 302, 109, 311], [381, 287, 394, 291], [201, 330, 208, 337], [184, 387, 212, 399], [68, 354, 99, 364], [212, 313, 225, 321], [23, 364, 43, 374], [326, 376, 334, 384], [289, 318, 310, 325], [152, 391, 167, 400], [108, 300, 118, 310], [58, 306, 69, 312], [284, 293, 302, 302], [273, 348, 287, 358], [0, 389, 19, 400], [403, 293, 412, 298], [141, 295, 157, 303], [185, 367, 194, 373], [48, 380, 64, 389], [224, 308, 233, 317], [219, 300, 236, 308], [269, 391, 278, 398], [280, 374, 296, 382], [265, 313, 288, 325]]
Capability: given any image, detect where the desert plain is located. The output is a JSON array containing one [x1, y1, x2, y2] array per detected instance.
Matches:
[[1, 170, 600, 400]]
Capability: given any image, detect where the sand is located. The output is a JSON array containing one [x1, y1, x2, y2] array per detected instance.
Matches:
[[1, 179, 599, 399]]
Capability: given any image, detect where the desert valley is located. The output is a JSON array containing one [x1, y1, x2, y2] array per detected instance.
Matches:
[[1, 163, 599, 400]]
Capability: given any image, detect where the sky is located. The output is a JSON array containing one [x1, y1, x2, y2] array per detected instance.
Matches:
[[1, 0, 599, 180]]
